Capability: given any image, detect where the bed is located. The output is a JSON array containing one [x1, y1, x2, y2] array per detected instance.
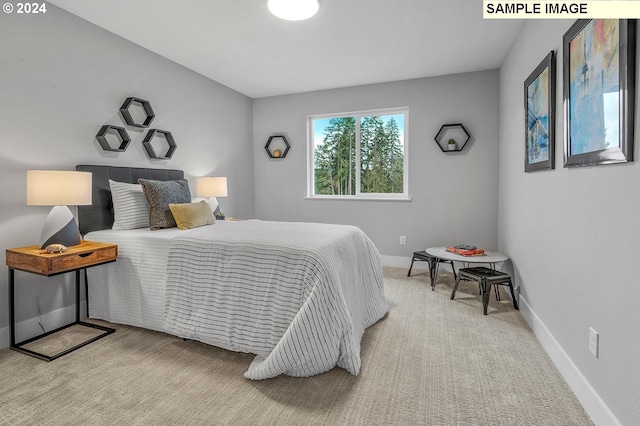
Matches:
[[76, 165, 388, 380]]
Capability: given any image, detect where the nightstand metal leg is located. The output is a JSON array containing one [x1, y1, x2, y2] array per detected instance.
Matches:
[[8, 267, 115, 362], [9, 268, 15, 347], [75, 269, 81, 322], [84, 268, 90, 318]]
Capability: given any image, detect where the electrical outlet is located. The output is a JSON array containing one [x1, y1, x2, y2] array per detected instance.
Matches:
[[399, 236, 406, 245], [589, 327, 599, 358]]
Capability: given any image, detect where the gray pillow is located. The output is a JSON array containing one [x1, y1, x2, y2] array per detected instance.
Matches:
[[138, 178, 191, 230]]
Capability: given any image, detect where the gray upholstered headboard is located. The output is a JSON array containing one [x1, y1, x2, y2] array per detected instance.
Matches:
[[76, 165, 184, 235]]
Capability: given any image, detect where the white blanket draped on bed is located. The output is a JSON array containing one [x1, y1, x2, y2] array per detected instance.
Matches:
[[162, 220, 388, 380]]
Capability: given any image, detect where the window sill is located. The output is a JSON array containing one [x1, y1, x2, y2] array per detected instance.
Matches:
[[304, 196, 412, 202]]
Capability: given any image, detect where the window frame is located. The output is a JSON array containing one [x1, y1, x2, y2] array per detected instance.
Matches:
[[307, 107, 410, 200]]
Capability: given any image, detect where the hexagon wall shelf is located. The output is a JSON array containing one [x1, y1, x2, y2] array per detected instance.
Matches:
[[434, 123, 471, 152], [142, 129, 177, 159], [120, 97, 155, 128], [95, 124, 131, 152], [265, 135, 290, 159]]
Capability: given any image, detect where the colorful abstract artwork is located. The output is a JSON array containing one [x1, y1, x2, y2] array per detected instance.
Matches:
[[563, 19, 635, 167], [568, 20, 619, 155], [524, 51, 555, 172]]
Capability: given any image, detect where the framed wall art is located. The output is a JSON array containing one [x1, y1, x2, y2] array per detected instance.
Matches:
[[563, 19, 636, 167], [525, 51, 556, 172]]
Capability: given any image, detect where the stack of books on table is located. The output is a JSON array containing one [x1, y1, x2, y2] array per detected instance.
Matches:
[[445, 245, 485, 256]]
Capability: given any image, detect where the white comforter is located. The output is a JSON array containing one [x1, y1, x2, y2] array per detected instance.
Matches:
[[87, 220, 387, 379]]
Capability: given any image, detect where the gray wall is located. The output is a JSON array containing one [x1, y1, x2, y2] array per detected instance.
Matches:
[[253, 71, 501, 258], [0, 5, 254, 341], [499, 20, 640, 425]]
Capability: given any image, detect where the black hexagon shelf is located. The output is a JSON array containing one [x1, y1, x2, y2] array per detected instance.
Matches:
[[95, 124, 131, 152], [142, 129, 177, 159], [120, 97, 155, 128], [265, 135, 290, 159], [434, 123, 471, 152]]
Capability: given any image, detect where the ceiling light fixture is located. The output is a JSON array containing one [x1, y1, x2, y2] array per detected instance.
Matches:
[[268, 0, 319, 21]]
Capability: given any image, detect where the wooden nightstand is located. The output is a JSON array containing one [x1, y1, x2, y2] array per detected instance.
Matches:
[[6, 241, 117, 361]]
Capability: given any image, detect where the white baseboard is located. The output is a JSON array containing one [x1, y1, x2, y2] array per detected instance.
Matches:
[[0, 301, 86, 350], [381, 255, 428, 269], [380, 255, 459, 275], [518, 296, 620, 426]]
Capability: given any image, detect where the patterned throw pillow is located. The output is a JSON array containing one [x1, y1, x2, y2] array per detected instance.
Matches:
[[138, 178, 191, 230], [109, 179, 149, 231], [169, 200, 215, 230]]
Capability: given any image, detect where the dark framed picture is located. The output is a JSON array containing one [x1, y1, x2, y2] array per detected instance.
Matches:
[[525, 51, 556, 172], [563, 19, 635, 167]]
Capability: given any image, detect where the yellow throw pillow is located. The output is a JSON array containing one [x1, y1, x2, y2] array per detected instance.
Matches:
[[169, 200, 215, 230]]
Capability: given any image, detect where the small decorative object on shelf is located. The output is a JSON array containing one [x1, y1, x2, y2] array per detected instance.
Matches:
[[265, 135, 290, 159], [95, 124, 131, 152], [215, 212, 226, 220], [120, 97, 155, 128], [142, 129, 177, 159], [434, 123, 471, 152]]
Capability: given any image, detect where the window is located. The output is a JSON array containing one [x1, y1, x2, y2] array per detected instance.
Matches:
[[308, 108, 409, 199]]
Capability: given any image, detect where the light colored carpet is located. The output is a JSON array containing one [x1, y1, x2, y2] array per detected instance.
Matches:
[[0, 267, 592, 425]]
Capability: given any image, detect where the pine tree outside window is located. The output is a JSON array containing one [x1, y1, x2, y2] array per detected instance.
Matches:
[[308, 108, 409, 199]]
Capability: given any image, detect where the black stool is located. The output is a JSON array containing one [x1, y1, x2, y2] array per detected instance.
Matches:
[[451, 267, 519, 315], [408, 251, 456, 291]]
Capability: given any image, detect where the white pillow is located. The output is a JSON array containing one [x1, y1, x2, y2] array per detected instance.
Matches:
[[109, 179, 149, 230]]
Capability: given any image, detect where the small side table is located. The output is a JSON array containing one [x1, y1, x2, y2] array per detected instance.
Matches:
[[6, 241, 117, 361], [425, 247, 508, 290]]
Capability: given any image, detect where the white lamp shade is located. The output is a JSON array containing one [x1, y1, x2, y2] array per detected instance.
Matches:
[[27, 170, 92, 206], [196, 177, 228, 198], [268, 0, 319, 21]]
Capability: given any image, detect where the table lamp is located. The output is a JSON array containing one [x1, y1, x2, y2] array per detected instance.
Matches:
[[27, 170, 92, 249], [196, 177, 227, 214]]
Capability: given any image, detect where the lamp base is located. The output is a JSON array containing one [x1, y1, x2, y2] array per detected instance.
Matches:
[[206, 197, 221, 216], [39, 205, 82, 249]]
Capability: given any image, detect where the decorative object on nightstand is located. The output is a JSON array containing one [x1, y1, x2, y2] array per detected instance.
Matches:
[[6, 241, 117, 361], [197, 176, 228, 215], [27, 170, 92, 249], [265, 135, 290, 158], [434, 123, 471, 152]]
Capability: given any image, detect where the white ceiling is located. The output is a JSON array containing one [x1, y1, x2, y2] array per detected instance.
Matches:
[[48, 0, 523, 99]]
